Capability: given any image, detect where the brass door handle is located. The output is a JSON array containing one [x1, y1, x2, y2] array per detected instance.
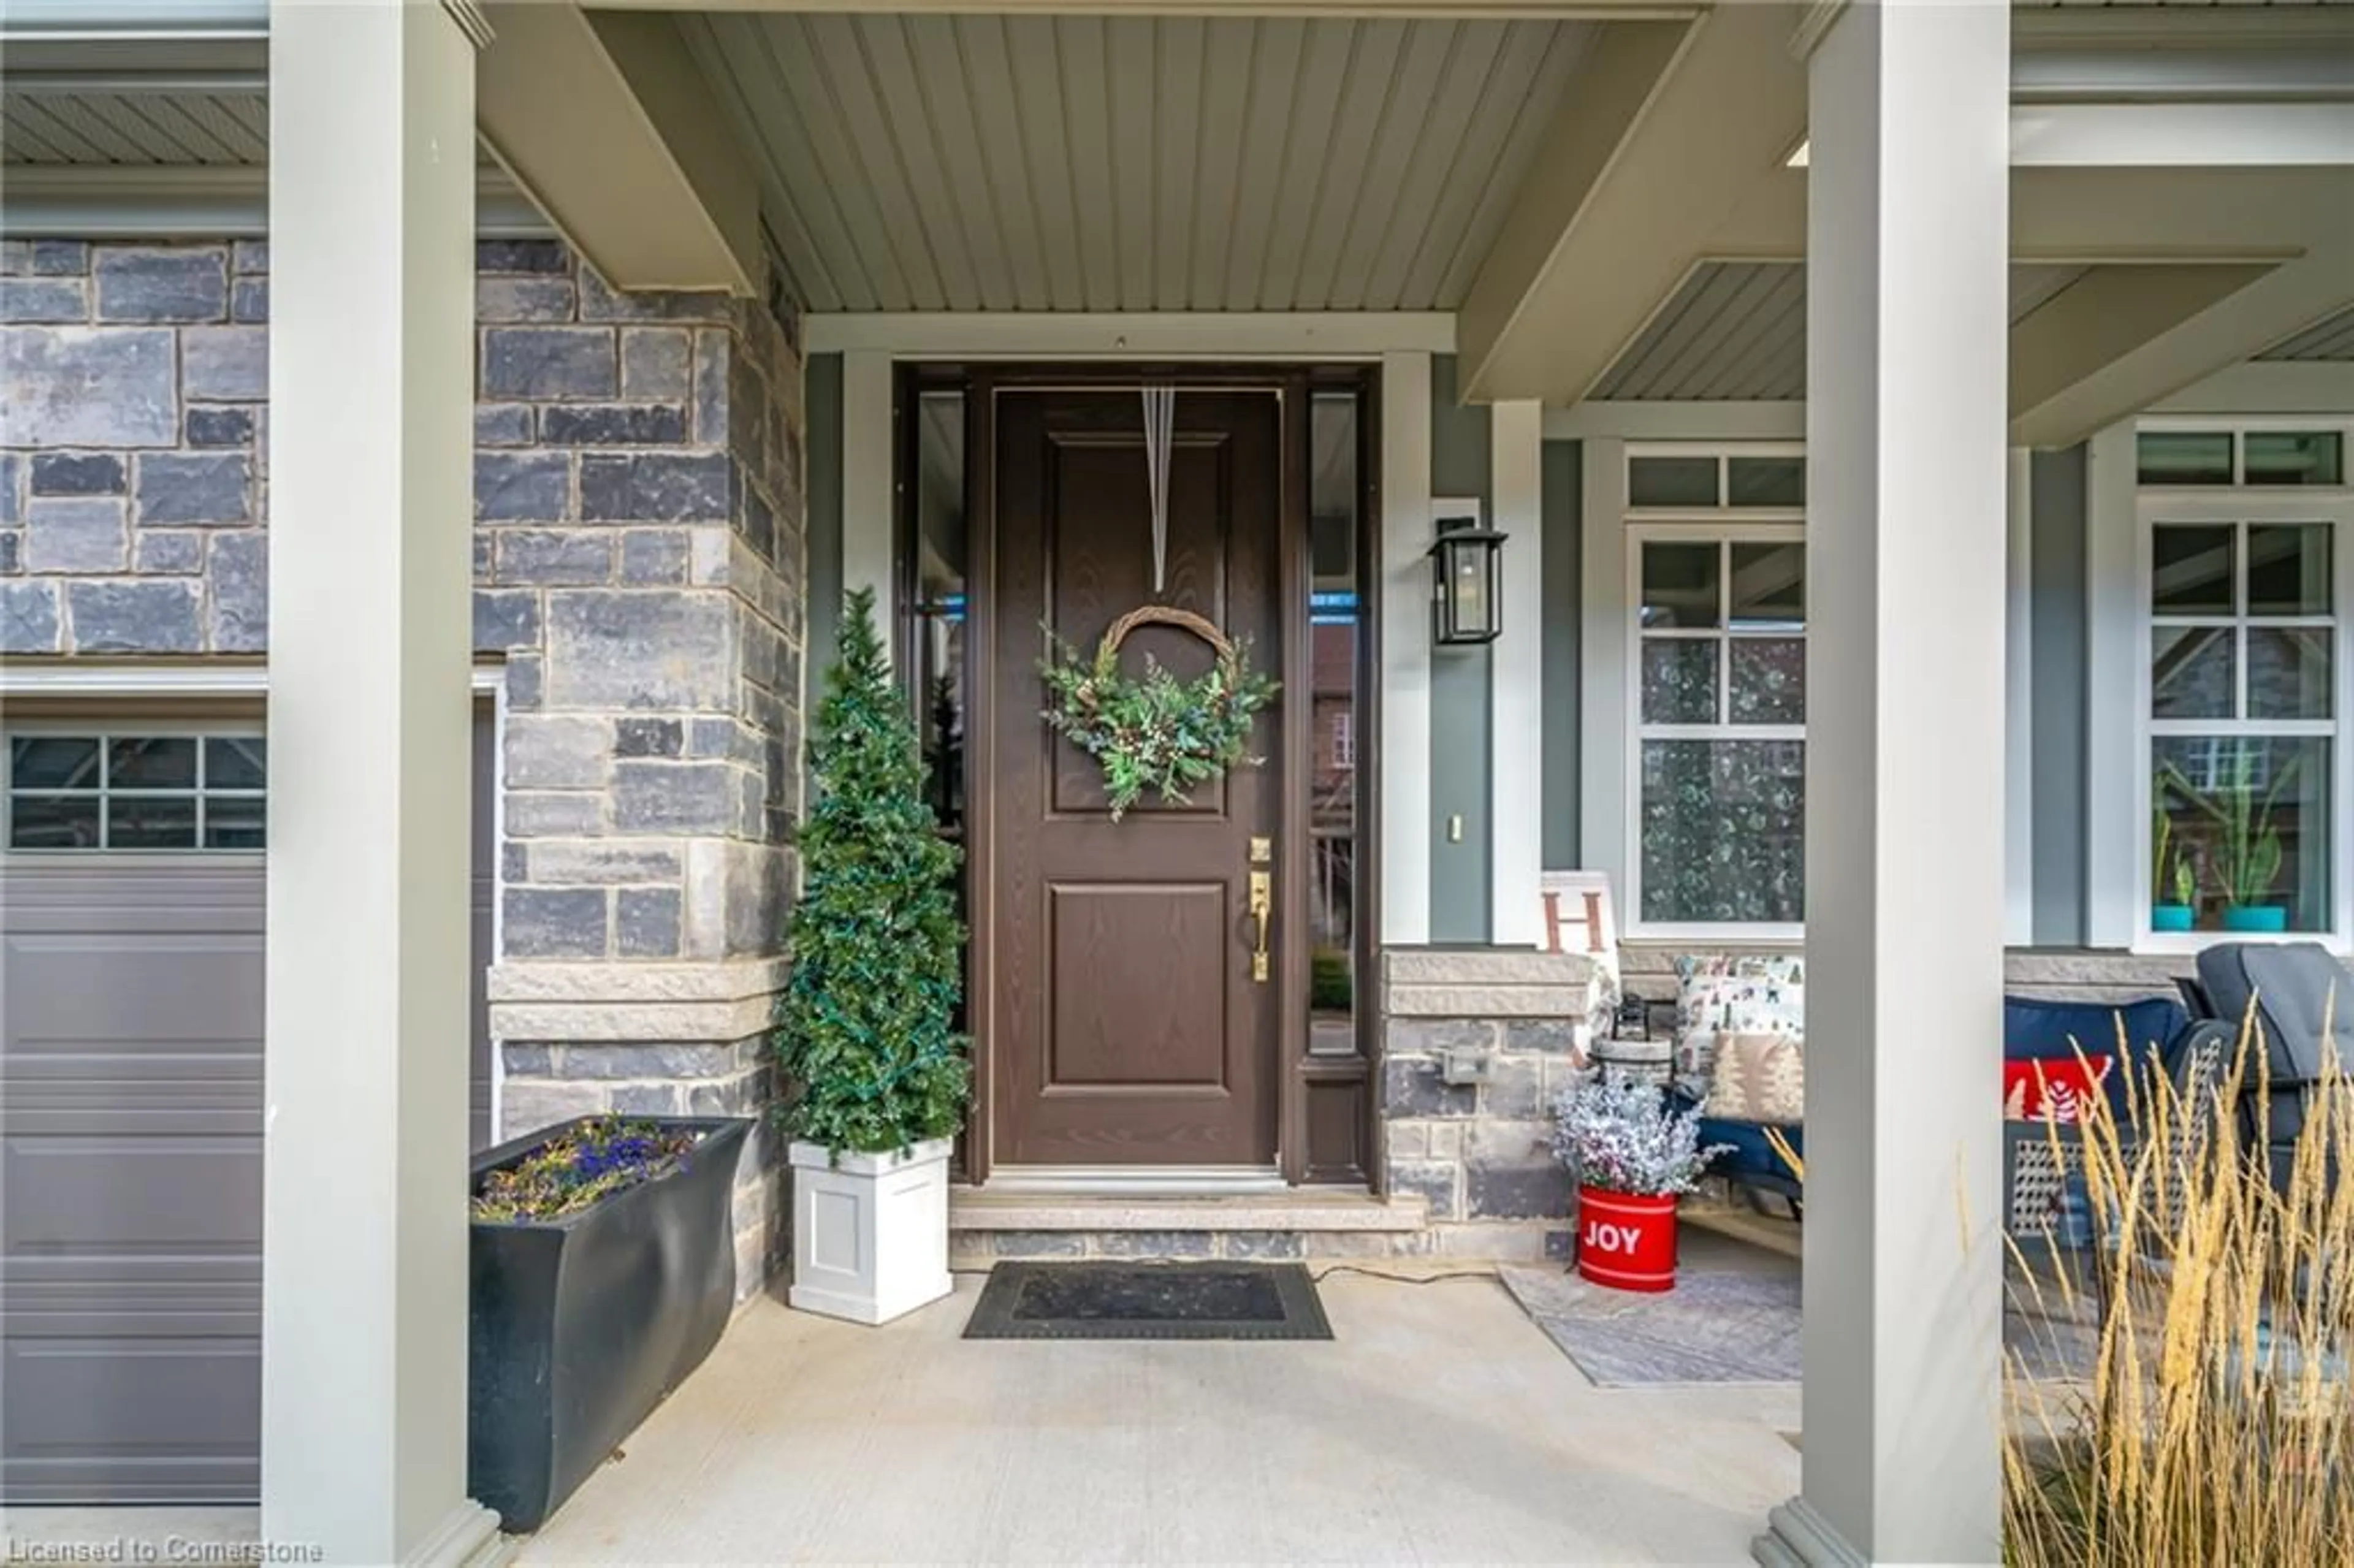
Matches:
[[1247, 870, 1273, 983]]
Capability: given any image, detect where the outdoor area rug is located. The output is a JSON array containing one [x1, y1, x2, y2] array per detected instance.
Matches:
[[963, 1261, 1334, 1341], [1501, 1264, 1804, 1386]]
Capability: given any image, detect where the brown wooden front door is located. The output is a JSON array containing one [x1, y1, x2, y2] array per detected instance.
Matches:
[[988, 386, 1286, 1168]]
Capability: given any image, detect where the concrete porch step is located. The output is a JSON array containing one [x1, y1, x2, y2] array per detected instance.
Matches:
[[948, 1189, 1433, 1266]]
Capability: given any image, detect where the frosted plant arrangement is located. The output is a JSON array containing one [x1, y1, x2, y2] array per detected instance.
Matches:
[[1550, 1070, 1729, 1197]]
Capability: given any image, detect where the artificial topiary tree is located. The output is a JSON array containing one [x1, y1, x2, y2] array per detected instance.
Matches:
[[775, 587, 969, 1154]]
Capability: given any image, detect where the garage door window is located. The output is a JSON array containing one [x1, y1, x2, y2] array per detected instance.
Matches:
[[6, 734, 266, 850]]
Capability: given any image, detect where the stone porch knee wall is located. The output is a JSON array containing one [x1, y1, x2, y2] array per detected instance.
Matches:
[[1379, 949, 1597, 1262], [1, 238, 808, 1299]]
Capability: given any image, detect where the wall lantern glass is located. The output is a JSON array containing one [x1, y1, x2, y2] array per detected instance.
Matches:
[[1427, 517, 1506, 645]]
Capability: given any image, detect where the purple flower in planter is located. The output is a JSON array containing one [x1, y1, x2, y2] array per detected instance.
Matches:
[[473, 1115, 702, 1223]]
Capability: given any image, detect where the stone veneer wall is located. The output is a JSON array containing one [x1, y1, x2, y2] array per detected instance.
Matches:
[[0, 238, 808, 1298], [1379, 949, 1597, 1262]]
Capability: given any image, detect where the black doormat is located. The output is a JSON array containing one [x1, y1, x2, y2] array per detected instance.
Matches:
[[962, 1262, 1333, 1341]]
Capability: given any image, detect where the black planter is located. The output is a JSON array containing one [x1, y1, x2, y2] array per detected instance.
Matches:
[[468, 1115, 752, 1532]]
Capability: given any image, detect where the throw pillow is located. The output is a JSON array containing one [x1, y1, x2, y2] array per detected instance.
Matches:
[[1674, 954, 1807, 1086], [1702, 1032, 1806, 1124], [2002, 1056, 2114, 1124]]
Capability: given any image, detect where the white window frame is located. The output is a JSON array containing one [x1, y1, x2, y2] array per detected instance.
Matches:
[[2, 721, 268, 855], [1618, 441, 1808, 942], [2131, 415, 2354, 955]]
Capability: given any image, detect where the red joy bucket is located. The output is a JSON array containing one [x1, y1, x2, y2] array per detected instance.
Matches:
[[1575, 1186, 1679, 1293]]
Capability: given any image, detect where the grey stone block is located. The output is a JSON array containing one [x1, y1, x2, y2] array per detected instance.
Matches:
[[25, 497, 128, 573], [1390, 1160, 1465, 1221], [181, 326, 267, 400], [1097, 1231, 1215, 1258], [0, 454, 17, 523], [2, 327, 177, 446], [231, 278, 269, 323], [476, 276, 576, 324], [32, 242, 89, 276], [990, 1231, 1088, 1260], [1503, 1020, 1581, 1056], [1466, 1162, 1570, 1222], [620, 328, 693, 402], [232, 241, 268, 275], [505, 652, 543, 709], [473, 588, 543, 653], [524, 841, 683, 885], [135, 453, 250, 525], [95, 248, 226, 322], [578, 452, 732, 523], [692, 329, 729, 446], [614, 717, 683, 758], [503, 886, 609, 958], [612, 760, 739, 834], [1484, 1057, 1545, 1121], [686, 1073, 765, 1117], [1224, 1232, 1305, 1259], [505, 714, 611, 790], [0, 531, 17, 573], [577, 267, 731, 324], [1384, 1019, 1499, 1057], [474, 452, 571, 522], [474, 403, 534, 447], [544, 590, 734, 709], [503, 791, 602, 837], [618, 528, 690, 585], [497, 528, 612, 587], [612, 1083, 685, 1116], [1381, 1057, 1476, 1119], [185, 407, 254, 448], [499, 1080, 612, 1137], [476, 239, 569, 275], [0, 582, 61, 652], [473, 533, 493, 584], [617, 886, 684, 959], [208, 531, 267, 650], [65, 580, 200, 653], [29, 453, 124, 495], [686, 717, 745, 760], [135, 530, 205, 574], [0, 279, 88, 324], [482, 327, 616, 400], [1544, 1229, 1576, 1262], [539, 404, 690, 447]]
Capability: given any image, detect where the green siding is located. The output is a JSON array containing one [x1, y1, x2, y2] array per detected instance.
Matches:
[[2030, 443, 2090, 946], [1427, 355, 1492, 942], [804, 352, 844, 790]]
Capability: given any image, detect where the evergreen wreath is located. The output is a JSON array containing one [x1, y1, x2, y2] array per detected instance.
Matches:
[[775, 586, 969, 1155], [1041, 604, 1279, 822]]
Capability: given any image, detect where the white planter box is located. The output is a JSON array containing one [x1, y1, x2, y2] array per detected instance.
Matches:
[[788, 1137, 954, 1325]]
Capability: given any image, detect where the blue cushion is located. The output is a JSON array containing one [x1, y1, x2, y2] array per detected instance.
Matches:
[[1699, 1114, 1801, 1181], [2005, 994, 2187, 1125]]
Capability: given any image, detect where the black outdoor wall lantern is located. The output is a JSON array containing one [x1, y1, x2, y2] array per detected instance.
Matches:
[[1428, 516, 1506, 645]]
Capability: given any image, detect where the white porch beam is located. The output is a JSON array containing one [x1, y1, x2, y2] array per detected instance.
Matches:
[[476, 1, 759, 294], [1764, 1, 2008, 1564], [1457, 6, 1807, 405], [0, 163, 552, 238], [2008, 261, 2275, 446], [2010, 102, 2354, 170], [265, 1, 500, 1563], [2152, 359, 2354, 416], [1490, 401, 1544, 948], [803, 312, 1456, 360]]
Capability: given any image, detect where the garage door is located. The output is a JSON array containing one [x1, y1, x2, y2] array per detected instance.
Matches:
[[0, 718, 493, 1504]]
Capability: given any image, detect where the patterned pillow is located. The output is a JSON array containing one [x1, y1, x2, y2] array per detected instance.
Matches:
[[1674, 954, 1806, 1086], [1702, 1032, 1806, 1124]]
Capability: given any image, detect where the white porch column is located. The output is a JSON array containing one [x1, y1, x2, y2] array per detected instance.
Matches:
[[265, 3, 500, 1563], [1490, 400, 1544, 946], [1763, 2, 2009, 1564]]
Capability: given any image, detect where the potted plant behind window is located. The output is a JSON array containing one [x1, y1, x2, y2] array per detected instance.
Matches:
[[1552, 1070, 1727, 1293], [779, 587, 970, 1325], [2167, 750, 2298, 934], [467, 1112, 752, 1531], [2152, 809, 2196, 932]]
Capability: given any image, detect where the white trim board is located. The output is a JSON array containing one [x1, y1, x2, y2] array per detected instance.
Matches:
[[806, 313, 1456, 360], [0, 165, 552, 239], [0, 663, 506, 698], [1379, 350, 1434, 945], [1544, 403, 1806, 442]]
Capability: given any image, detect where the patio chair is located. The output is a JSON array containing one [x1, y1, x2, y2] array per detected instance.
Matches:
[[2176, 942, 2351, 1196]]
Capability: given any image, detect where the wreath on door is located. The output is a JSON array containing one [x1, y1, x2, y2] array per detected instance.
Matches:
[[1041, 605, 1279, 821]]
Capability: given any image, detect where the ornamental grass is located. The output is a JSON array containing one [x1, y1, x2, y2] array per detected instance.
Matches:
[[2003, 1005, 2354, 1567], [470, 1116, 703, 1224]]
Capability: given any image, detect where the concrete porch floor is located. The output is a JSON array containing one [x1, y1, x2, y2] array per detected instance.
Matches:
[[520, 1265, 1800, 1565]]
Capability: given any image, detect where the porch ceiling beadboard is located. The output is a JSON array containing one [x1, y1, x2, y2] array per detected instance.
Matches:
[[678, 12, 1593, 313], [2, 87, 268, 165], [1591, 260, 2101, 402], [2258, 303, 2354, 362]]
